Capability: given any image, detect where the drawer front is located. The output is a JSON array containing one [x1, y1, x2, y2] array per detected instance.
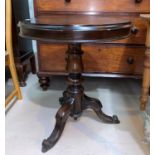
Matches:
[[38, 43, 67, 72], [38, 43, 145, 74], [34, 0, 149, 14], [83, 44, 144, 74]]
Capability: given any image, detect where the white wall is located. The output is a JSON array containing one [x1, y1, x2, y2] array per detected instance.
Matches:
[[28, 0, 37, 53]]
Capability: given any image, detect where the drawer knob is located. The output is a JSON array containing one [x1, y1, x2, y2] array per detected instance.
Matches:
[[131, 26, 138, 35], [65, 0, 71, 3], [135, 0, 142, 3], [127, 57, 134, 64]]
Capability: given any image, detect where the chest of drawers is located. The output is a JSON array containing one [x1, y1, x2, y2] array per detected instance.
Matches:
[[33, 0, 150, 90]]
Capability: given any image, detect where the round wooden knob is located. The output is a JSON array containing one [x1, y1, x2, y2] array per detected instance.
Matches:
[[127, 57, 134, 64], [65, 0, 71, 3], [131, 27, 139, 35], [135, 0, 142, 3]]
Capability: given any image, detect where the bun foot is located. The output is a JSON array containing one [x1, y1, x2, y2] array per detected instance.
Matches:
[[38, 76, 50, 91]]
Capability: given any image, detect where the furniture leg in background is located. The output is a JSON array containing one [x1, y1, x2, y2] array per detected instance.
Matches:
[[140, 14, 150, 111], [38, 76, 50, 91], [15, 52, 36, 87]]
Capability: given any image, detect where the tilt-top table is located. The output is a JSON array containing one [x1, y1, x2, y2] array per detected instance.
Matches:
[[18, 15, 133, 153]]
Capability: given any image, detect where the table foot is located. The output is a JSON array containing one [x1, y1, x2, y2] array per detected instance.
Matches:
[[42, 104, 72, 153], [83, 94, 120, 124]]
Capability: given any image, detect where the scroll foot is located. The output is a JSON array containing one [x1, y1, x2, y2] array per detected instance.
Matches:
[[42, 104, 72, 153], [83, 94, 120, 124]]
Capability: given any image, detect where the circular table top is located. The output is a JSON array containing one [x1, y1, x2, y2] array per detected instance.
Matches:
[[18, 15, 133, 43]]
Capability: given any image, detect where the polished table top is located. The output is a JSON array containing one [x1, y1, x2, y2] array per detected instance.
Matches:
[[18, 15, 133, 43]]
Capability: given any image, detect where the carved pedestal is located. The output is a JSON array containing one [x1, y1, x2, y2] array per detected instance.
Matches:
[[18, 15, 133, 153], [42, 44, 120, 152]]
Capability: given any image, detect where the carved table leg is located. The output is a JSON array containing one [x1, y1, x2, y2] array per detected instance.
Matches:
[[42, 103, 73, 153], [41, 43, 120, 152], [83, 94, 120, 123], [38, 76, 50, 91]]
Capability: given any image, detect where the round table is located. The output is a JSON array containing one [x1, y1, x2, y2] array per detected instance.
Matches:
[[18, 15, 133, 153]]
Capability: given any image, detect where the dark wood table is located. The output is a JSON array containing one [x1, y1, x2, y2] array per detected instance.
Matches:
[[18, 15, 133, 153]]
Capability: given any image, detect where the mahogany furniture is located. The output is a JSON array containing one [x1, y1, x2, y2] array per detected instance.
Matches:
[[140, 14, 150, 110], [33, 0, 150, 90], [18, 16, 132, 152]]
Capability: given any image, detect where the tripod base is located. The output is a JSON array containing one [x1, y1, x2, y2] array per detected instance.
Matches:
[[42, 44, 120, 153]]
